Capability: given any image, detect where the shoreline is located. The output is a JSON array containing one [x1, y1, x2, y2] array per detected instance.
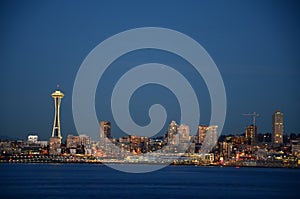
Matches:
[[1, 160, 298, 169]]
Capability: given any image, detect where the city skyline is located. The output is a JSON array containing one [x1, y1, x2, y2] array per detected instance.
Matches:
[[0, 85, 295, 141], [5, 85, 292, 144], [1, 1, 299, 198], [2, 110, 299, 168], [0, 1, 300, 140]]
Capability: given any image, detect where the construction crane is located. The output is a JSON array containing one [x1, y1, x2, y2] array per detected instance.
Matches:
[[242, 112, 260, 145], [242, 112, 260, 140], [242, 112, 260, 128]]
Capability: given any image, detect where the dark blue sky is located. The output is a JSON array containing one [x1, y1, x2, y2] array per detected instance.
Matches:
[[0, 0, 299, 140]]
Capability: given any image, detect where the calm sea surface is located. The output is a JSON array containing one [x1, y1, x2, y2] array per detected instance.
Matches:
[[0, 164, 299, 199]]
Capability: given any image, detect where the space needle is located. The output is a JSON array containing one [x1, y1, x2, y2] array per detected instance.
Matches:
[[51, 85, 64, 139]]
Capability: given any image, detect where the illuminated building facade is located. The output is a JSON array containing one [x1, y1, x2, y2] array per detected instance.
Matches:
[[100, 121, 111, 140], [245, 125, 257, 145], [28, 135, 38, 143], [79, 134, 91, 146], [51, 87, 64, 139], [201, 125, 218, 153], [66, 135, 81, 148], [167, 120, 178, 145], [197, 125, 208, 144], [49, 137, 62, 155], [272, 110, 284, 145], [177, 124, 190, 143], [49, 87, 64, 155]]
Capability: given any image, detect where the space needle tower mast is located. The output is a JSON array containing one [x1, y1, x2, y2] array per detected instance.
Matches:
[[51, 85, 64, 139]]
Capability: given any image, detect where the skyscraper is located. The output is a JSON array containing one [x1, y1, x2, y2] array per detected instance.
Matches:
[[197, 125, 208, 144], [177, 124, 190, 143], [100, 121, 111, 140], [201, 125, 218, 153], [177, 124, 191, 153], [206, 125, 218, 145], [272, 110, 284, 145], [167, 120, 178, 145]]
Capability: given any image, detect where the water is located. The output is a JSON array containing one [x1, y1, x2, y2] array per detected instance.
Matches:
[[0, 164, 299, 199]]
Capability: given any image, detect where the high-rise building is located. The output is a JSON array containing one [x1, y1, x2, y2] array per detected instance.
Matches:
[[100, 121, 111, 139], [167, 120, 178, 145], [206, 125, 218, 146], [177, 124, 190, 143], [195, 125, 208, 153], [201, 125, 218, 153], [197, 125, 208, 144], [272, 110, 284, 144], [51, 86, 64, 139], [245, 125, 257, 145], [177, 124, 191, 153]]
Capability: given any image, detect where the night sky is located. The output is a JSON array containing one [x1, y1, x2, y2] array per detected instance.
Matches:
[[0, 0, 299, 140]]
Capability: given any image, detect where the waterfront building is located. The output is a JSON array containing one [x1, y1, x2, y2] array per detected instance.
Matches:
[[79, 134, 91, 147], [37, 141, 49, 147], [66, 135, 81, 148], [49, 137, 61, 155], [65, 134, 91, 155], [0, 140, 23, 155], [27, 135, 38, 143], [272, 110, 284, 145]]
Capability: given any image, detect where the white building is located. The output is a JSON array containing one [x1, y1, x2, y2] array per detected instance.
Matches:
[[201, 125, 218, 154], [177, 124, 190, 143], [28, 135, 38, 143]]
